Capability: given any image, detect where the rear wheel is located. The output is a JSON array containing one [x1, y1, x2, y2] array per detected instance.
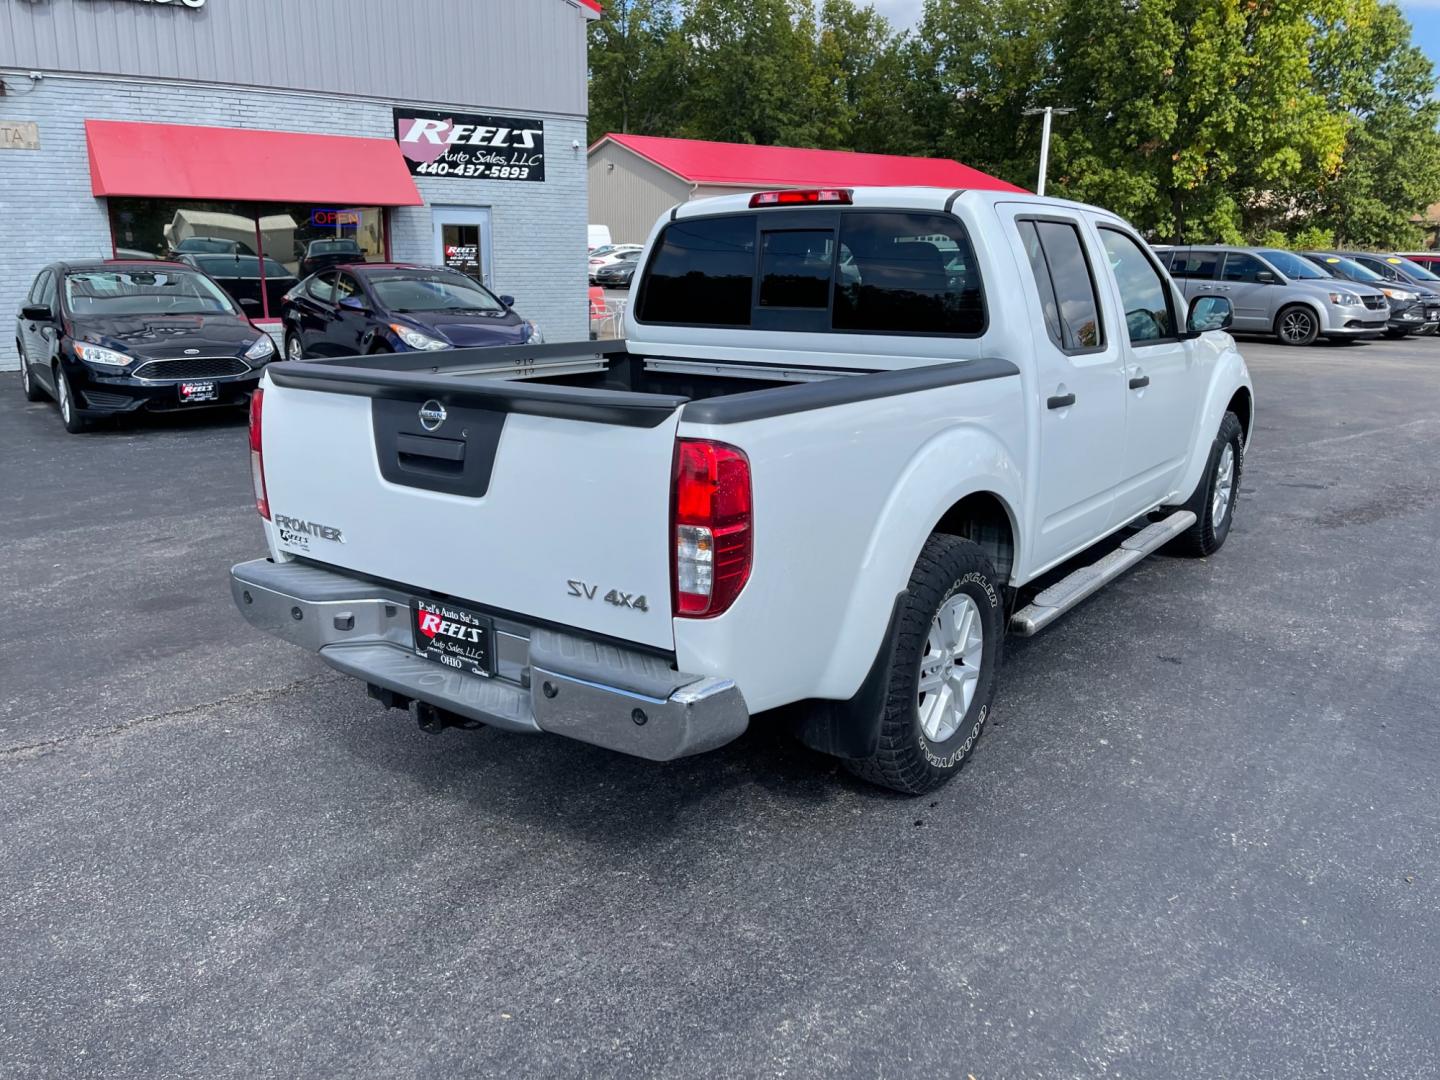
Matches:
[[1167, 411, 1244, 557], [1275, 305, 1319, 346], [19, 349, 45, 402], [285, 333, 304, 362], [845, 535, 1005, 795], [54, 366, 88, 434]]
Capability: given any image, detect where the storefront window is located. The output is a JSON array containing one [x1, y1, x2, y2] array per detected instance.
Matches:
[[106, 198, 387, 319]]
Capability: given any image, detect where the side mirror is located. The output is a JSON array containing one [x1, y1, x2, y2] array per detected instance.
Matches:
[[21, 304, 52, 322], [1256, 270, 1277, 284], [1187, 295, 1233, 334], [338, 295, 369, 313], [499, 294, 515, 308]]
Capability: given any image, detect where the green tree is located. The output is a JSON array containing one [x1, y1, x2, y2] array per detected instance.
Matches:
[[587, 0, 686, 142]]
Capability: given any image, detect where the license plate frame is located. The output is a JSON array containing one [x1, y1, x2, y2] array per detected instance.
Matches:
[[179, 380, 218, 403], [411, 598, 495, 679]]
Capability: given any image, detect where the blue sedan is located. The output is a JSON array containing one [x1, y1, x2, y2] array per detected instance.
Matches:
[[280, 263, 542, 359]]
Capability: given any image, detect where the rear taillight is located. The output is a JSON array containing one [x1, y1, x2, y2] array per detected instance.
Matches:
[[248, 388, 270, 520], [672, 439, 752, 618]]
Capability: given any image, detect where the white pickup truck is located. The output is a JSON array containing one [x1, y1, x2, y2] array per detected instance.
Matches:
[[232, 187, 1252, 794]]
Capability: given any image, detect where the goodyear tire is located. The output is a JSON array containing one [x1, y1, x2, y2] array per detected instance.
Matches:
[[1167, 411, 1244, 558], [845, 535, 1004, 795]]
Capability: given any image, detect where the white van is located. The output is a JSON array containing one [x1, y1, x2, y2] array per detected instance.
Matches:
[[587, 224, 613, 252]]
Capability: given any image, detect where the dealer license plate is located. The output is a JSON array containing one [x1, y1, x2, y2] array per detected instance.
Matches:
[[412, 598, 494, 678], [179, 381, 217, 403]]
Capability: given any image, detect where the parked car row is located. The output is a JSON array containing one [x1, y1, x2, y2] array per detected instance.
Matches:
[[14, 257, 541, 433], [1154, 244, 1440, 345], [587, 243, 642, 286]]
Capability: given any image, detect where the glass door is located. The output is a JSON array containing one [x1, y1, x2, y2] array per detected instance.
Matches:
[[431, 207, 492, 285]]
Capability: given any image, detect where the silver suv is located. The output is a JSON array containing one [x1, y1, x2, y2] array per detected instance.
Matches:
[[1155, 246, 1389, 345]]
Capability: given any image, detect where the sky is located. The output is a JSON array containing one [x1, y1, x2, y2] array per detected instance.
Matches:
[[867, 0, 1440, 73]]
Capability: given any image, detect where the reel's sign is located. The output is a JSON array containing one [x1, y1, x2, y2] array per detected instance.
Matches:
[[393, 108, 545, 183]]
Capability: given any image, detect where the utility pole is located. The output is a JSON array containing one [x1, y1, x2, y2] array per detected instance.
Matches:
[[1022, 106, 1075, 197]]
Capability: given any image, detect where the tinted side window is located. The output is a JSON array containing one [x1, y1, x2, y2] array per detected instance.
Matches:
[[1100, 228, 1175, 343], [1030, 220, 1103, 351], [28, 271, 51, 305], [1168, 250, 1219, 279], [759, 230, 833, 309], [638, 215, 756, 326], [1221, 253, 1266, 283], [1018, 221, 1064, 347], [38, 272, 58, 311], [308, 272, 337, 303], [833, 213, 984, 335], [335, 273, 363, 303]]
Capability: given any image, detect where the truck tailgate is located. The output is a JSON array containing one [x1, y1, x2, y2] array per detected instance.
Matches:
[[259, 375, 683, 650]]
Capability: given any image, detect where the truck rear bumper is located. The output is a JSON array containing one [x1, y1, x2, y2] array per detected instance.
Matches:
[[230, 558, 749, 761]]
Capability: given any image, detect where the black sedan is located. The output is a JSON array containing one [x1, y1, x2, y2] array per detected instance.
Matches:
[[592, 251, 639, 289], [14, 260, 276, 433], [299, 238, 366, 278], [280, 264, 542, 360]]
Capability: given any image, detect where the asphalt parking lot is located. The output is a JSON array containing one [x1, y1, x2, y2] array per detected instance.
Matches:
[[2, 337, 1438, 1079]]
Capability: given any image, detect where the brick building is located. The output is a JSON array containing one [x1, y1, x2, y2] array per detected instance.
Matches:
[[0, 0, 600, 370]]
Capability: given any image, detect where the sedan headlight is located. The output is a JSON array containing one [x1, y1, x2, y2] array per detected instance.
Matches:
[[73, 343, 133, 367], [388, 323, 451, 351], [1328, 291, 1363, 306], [525, 320, 544, 344], [244, 334, 276, 361]]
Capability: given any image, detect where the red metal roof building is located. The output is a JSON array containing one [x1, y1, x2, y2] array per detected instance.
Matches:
[[588, 133, 1026, 242]]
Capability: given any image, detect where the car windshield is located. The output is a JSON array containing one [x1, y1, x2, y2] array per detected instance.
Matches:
[[1260, 250, 1328, 280], [1312, 255, 1383, 283], [368, 272, 505, 313], [310, 240, 360, 254], [190, 255, 293, 280], [1390, 256, 1440, 282], [64, 269, 238, 317]]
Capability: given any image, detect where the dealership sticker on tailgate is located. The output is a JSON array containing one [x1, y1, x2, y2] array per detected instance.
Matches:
[[413, 598, 494, 678]]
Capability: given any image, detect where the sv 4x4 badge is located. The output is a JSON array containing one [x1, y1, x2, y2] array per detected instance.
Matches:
[[567, 579, 649, 612]]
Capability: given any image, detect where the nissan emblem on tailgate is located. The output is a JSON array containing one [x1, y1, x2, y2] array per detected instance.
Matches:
[[418, 400, 447, 431]]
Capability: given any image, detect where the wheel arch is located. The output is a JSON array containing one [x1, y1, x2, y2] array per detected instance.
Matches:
[[932, 489, 1018, 585]]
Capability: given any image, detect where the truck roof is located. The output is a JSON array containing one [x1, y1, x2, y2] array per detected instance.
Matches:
[[671, 185, 1124, 224]]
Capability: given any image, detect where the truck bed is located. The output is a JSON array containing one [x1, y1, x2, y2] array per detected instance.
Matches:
[[266, 340, 1019, 428]]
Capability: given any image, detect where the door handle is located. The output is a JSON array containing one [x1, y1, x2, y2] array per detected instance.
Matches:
[[1047, 393, 1076, 410], [1129, 375, 1150, 390]]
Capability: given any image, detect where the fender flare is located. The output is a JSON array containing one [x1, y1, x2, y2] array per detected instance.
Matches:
[[796, 425, 1023, 757], [1172, 338, 1253, 504]]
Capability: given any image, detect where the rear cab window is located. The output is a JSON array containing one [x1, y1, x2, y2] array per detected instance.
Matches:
[[635, 209, 986, 336], [1016, 218, 1104, 352]]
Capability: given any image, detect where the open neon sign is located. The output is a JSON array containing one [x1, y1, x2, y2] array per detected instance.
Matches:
[[311, 209, 360, 229]]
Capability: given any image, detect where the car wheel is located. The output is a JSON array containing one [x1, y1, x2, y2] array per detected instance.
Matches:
[[285, 333, 304, 362], [19, 348, 45, 402], [54, 365, 88, 434], [1166, 411, 1244, 558], [1275, 305, 1320, 346], [844, 535, 1005, 795]]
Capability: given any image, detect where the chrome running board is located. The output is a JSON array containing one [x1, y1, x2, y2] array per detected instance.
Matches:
[[1009, 510, 1197, 637]]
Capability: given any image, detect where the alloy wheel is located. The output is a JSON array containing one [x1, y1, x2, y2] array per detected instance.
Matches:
[[19, 355, 31, 395], [286, 336, 303, 362], [56, 368, 72, 424], [917, 593, 985, 743], [1213, 442, 1235, 526], [1279, 310, 1314, 344]]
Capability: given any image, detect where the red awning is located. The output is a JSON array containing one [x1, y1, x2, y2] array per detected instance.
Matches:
[[85, 120, 423, 206]]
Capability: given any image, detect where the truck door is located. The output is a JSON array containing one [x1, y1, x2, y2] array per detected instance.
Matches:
[[1093, 223, 1197, 511], [1001, 207, 1128, 571]]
